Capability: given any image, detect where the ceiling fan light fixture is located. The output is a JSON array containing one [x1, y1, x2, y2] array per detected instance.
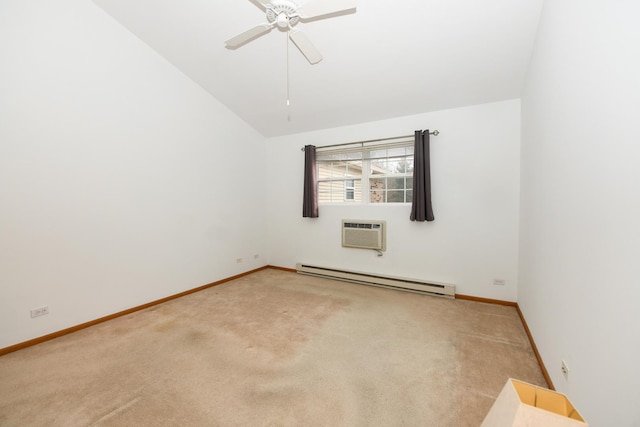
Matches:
[[276, 13, 289, 28]]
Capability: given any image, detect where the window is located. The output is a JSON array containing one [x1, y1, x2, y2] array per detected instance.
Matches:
[[317, 141, 414, 204]]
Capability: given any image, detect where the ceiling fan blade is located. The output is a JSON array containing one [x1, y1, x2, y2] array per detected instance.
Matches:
[[289, 30, 322, 64], [298, 0, 358, 19], [225, 24, 274, 48]]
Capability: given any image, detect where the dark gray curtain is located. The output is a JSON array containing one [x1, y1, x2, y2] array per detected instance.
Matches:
[[410, 130, 435, 222], [302, 145, 318, 218]]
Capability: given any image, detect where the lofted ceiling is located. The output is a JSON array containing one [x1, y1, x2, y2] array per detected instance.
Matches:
[[93, 0, 544, 137]]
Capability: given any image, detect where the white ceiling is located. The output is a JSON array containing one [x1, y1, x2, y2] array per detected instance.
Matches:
[[93, 0, 544, 137]]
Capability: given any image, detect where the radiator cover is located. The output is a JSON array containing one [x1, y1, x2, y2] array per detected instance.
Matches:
[[296, 263, 455, 299]]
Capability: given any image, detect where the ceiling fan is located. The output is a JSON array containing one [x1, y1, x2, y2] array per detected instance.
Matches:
[[225, 0, 358, 65]]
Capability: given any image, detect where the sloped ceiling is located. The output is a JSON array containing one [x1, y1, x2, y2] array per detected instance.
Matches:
[[93, 0, 544, 137]]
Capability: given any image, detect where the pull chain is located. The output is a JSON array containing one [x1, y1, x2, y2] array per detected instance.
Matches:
[[286, 27, 291, 121]]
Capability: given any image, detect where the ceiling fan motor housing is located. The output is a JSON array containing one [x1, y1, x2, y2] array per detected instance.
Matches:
[[266, 0, 300, 28]]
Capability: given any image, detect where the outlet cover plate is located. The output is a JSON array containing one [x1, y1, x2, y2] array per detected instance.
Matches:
[[561, 360, 569, 380]]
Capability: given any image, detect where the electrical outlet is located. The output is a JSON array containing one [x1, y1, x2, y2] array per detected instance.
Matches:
[[493, 279, 506, 286], [236, 258, 243, 263], [561, 360, 569, 380], [30, 306, 49, 318]]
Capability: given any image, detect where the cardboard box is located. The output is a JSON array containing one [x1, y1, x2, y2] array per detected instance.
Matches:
[[481, 378, 588, 426]]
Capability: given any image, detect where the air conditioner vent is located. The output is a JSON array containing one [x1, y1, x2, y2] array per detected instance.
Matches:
[[344, 222, 381, 229], [342, 219, 386, 251]]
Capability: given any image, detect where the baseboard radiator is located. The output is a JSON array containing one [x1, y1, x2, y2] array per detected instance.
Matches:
[[296, 263, 455, 299]]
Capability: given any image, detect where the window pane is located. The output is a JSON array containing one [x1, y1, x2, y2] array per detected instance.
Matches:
[[317, 163, 332, 180], [370, 178, 385, 203], [370, 160, 387, 175], [345, 160, 363, 176], [368, 149, 387, 159], [387, 177, 404, 190], [387, 190, 405, 203], [370, 156, 413, 175], [345, 179, 355, 200], [387, 159, 403, 174], [317, 151, 363, 162], [405, 157, 414, 174], [392, 159, 413, 174], [318, 181, 337, 203], [332, 161, 348, 178], [317, 160, 363, 179], [353, 180, 362, 202], [387, 147, 407, 158]]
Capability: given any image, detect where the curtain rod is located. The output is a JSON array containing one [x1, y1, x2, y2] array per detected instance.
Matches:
[[300, 130, 439, 151]]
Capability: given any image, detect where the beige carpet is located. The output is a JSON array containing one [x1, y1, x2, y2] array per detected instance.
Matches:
[[0, 269, 546, 426]]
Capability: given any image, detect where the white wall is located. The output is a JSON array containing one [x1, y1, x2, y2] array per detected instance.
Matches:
[[267, 100, 521, 300], [0, 0, 267, 349], [519, 1, 640, 426]]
